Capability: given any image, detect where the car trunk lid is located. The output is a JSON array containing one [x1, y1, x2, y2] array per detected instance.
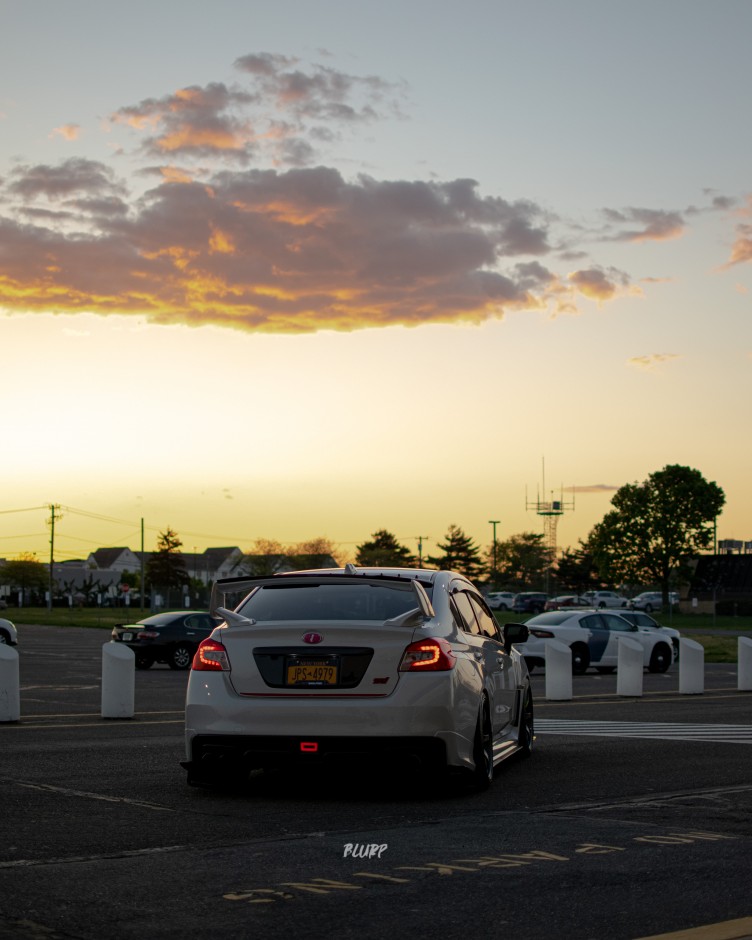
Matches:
[[221, 620, 423, 695]]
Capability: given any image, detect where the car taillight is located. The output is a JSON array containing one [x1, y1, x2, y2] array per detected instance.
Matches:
[[530, 629, 555, 638], [192, 638, 230, 671], [136, 630, 160, 639], [399, 638, 456, 672]]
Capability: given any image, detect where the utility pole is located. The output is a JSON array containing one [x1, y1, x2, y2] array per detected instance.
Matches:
[[47, 504, 62, 611], [416, 536, 429, 567], [488, 520, 500, 583], [140, 518, 146, 613]]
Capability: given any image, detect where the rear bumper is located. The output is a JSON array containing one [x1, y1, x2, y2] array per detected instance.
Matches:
[[184, 670, 477, 776], [183, 733, 448, 782]]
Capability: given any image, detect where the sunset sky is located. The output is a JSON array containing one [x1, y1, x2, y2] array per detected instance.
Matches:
[[2, 0, 750, 565]]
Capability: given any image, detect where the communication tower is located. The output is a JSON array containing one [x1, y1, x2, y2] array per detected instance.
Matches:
[[526, 460, 575, 560]]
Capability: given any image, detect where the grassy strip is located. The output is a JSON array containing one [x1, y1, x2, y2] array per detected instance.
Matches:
[[688, 635, 740, 664], [9, 606, 152, 629]]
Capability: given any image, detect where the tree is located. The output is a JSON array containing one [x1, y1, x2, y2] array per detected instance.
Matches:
[[588, 465, 725, 603], [146, 527, 188, 606], [493, 533, 553, 591], [355, 530, 416, 567], [426, 525, 484, 580], [285, 537, 345, 567], [0, 553, 48, 605], [555, 540, 602, 594], [245, 536, 345, 573]]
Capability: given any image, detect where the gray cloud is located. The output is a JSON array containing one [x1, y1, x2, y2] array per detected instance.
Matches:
[[0, 164, 563, 330], [602, 207, 686, 242], [6, 157, 126, 202]]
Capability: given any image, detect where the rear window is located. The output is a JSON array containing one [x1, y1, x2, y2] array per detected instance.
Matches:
[[526, 612, 573, 626], [237, 581, 425, 622]]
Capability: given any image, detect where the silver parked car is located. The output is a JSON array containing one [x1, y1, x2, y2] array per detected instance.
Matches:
[[581, 590, 629, 609], [485, 591, 516, 610], [183, 566, 534, 790], [630, 591, 679, 613]]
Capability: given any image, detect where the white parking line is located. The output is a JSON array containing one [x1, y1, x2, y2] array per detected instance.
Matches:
[[536, 720, 752, 744]]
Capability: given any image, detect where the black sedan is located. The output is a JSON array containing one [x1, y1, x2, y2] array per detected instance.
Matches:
[[111, 611, 220, 670], [511, 592, 548, 614]]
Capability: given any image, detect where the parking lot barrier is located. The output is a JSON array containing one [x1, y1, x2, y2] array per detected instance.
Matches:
[[0, 643, 20, 722], [739, 637, 752, 691], [679, 637, 704, 694], [101, 642, 135, 719], [544, 639, 572, 701], [616, 636, 644, 697]]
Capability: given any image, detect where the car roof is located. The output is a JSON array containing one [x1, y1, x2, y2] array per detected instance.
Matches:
[[527, 609, 629, 625]]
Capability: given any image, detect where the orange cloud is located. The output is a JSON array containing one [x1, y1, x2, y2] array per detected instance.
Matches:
[[726, 231, 752, 266], [627, 354, 680, 371], [566, 267, 637, 304], [50, 124, 81, 141]]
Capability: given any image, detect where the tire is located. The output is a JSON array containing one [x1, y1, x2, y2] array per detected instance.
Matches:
[[524, 658, 535, 675], [517, 686, 534, 757], [570, 643, 590, 675], [597, 602, 606, 609], [644, 603, 653, 613], [135, 655, 152, 670], [168, 644, 194, 670], [0, 631, 9, 645], [648, 642, 672, 674], [472, 702, 494, 790]]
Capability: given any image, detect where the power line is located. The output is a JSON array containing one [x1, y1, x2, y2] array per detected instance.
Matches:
[[0, 533, 46, 541], [61, 506, 142, 527], [0, 506, 47, 515]]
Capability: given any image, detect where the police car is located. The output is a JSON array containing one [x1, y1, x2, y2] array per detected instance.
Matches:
[[516, 609, 675, 675]]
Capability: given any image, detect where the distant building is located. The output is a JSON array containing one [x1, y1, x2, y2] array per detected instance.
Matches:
[[86, 548, 142, 572], [686, 553, 752, 615], [181, 548, 245, 584]]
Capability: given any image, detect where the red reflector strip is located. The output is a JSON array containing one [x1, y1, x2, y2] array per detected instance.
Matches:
[[300, 741, 318, 753]]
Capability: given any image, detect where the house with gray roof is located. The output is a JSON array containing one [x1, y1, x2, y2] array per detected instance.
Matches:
[[86, 547, 142, 573]]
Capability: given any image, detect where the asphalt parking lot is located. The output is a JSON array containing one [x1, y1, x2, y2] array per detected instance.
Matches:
[[1, 625, 752, 940]]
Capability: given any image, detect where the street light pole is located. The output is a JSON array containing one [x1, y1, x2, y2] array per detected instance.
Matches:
[[488, 520, 500, 584]]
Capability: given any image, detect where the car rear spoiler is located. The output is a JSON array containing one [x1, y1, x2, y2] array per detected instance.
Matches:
[[210, 572, 436, 621]]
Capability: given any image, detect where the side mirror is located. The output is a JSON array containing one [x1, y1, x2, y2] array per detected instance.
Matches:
[[503, 622, 529, 653]]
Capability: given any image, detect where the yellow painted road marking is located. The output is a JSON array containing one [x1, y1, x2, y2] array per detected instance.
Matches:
[[634, 916, 752, 939], [15, 781, 174, 811]]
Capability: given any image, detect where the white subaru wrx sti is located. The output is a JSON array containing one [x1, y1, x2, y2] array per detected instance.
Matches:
[[183, 566, 534, 790]]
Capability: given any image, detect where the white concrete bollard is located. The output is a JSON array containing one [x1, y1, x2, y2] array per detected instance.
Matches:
[[617, 636, 644, 697], [544, 639, 573, 701], [679, 637, 704, 694], [0, 643, 20, 722], [738, 637, 752, 691], [101, 642, 135, 719]]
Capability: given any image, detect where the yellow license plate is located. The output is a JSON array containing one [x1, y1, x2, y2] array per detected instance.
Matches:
[[286, 662, 338, 686]]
